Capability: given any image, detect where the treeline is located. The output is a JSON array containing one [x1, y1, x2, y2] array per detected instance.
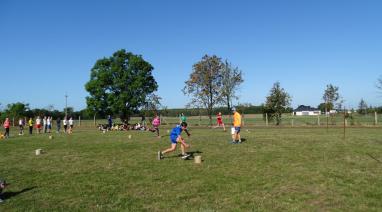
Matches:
[[0, 102, 95, 121], [1, 102, 382, 123], [159, 105, 293, 117]]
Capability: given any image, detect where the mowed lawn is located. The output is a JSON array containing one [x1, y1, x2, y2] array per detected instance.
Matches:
[[1, 126, 382, 211]]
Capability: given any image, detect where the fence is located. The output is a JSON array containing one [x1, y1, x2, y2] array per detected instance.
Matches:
[[1, 113, 381, 129]]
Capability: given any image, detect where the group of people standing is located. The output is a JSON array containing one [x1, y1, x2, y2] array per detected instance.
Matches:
[[2, 116, 74, 138]]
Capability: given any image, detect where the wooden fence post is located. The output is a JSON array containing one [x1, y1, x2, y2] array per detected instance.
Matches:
[[375, 112, 378, 125], [79, 116, 81, 126], [265, 113, 268, 126], [93, 114, 96, 126], [318, 115, 320, 126], [291, 118, 294, 127]]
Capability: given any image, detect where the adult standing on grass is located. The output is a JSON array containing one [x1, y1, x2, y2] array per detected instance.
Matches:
[[3, 118, 10, 138], [108, 115, 113, 130], [63, 117, 68, 133], [56, 117, 61, 133], [28, 117, 33, 135], [232, 107, 242, 144]]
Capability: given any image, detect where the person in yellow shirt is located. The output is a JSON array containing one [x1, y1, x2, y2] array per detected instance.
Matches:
[[28, 117, 34, 135], [231, 107, 242, 144]]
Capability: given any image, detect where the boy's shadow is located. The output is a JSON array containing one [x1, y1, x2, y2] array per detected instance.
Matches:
[[2, 187, 37, 200], [240, 138, 246, 143], [171, 151, 203, 159]]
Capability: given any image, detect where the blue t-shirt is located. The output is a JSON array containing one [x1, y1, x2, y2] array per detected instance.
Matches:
[[170, 125, 183, 140]]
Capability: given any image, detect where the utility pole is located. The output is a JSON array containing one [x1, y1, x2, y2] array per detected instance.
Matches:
[[65, 93, 68, 118]]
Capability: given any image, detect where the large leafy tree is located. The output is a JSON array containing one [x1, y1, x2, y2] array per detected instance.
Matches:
[[264, 82, 291, 125], [85, 49, 158, 122], [221, 60, 244, 113], [183, 55, 223, 125], [322, 84, 340, 112], [1, 102, 30, 120], [358, 98, 368, 115], [141, 93, 162, 118]]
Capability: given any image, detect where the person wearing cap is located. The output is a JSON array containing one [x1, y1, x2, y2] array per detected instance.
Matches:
[[232, 107, 242, 144]]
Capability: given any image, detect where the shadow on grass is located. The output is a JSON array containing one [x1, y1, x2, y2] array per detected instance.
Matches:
[[2, 186, 37, 200], [165, 151, 203, 159], [367, 153, 382, 164]]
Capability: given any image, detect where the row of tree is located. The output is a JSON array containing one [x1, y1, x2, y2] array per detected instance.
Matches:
[[0, 102, 93, 121], [84, 49, 382, 125]]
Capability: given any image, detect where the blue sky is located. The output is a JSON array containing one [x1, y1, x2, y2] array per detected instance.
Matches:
[[1, 0, 381, 111]]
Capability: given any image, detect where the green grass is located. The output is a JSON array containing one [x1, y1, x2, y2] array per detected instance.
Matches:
[[1, 126, 382, 211]]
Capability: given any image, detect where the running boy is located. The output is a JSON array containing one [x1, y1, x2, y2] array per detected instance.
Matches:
[[158, 122, 191, 160]]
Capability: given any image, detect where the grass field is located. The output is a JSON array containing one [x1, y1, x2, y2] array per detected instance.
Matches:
[[1, 125, 382, 211]]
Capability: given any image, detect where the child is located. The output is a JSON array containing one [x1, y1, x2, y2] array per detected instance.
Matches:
[[47, 116, 52, 133], [63, 117, 68, 133], [158, 122, 191, 160], [28, 117, 33, 135], [18, 118, 24, 135], [0, 179, 8, 203], [36, 116, 41, 134], [214, 112, 226, 131], [150, 115, 161, 138], [56, 117, 61, 133], [3, 118, 10, 138], [68, 117, 74, 134], [43, 116, 47, 133], [179, 113, 187, 124]]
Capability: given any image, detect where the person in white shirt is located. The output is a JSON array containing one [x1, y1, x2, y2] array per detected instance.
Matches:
[[47, 116, 52, 133], [43, 116, 47, 133], [63, 117, 68, 133], [68, 117, 74, 134], [18, 118, 24, 135], [36, 116, 42, 134]]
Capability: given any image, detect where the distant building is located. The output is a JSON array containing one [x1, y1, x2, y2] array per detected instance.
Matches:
[[293, 105, 321, 116]]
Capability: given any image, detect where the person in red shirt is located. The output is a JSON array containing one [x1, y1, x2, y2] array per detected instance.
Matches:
[[3, 118, 10, 138], [213, 112, 226, 131]]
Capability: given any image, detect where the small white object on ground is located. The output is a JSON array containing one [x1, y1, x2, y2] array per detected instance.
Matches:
[[194, 155, 202, 164], [35, 149, 42, 155]]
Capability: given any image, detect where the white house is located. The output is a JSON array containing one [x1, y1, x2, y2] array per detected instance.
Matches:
[[293, 105, 321, 116]]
